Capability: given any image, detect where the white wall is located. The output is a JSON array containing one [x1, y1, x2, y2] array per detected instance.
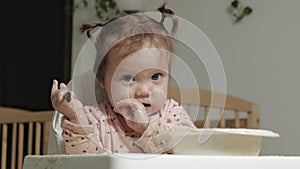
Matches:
[[72, 0, 300, 155]]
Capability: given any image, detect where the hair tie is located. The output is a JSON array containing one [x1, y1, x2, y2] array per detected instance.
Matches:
[[80, 23, 105, 39]]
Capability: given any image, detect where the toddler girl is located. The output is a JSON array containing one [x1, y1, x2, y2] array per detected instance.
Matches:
[[50, 4, 196, 155]]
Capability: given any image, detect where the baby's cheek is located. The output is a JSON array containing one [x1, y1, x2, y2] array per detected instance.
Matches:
[[110, 83, 131, 103], [149, 89, 167, 115]]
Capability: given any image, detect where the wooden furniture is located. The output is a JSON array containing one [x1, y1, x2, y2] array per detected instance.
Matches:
[[168, 88, 260, 129], [0, 107, 53, 169]]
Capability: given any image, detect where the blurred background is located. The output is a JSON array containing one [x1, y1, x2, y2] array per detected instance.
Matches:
[[1, 0, 72, 110]]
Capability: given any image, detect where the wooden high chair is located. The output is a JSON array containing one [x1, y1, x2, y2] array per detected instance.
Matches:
[[168, 88, 260, 129], [0, 107, 53, 169]]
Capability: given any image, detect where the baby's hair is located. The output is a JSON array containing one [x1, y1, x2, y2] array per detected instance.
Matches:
[[157, 3, 178, 34], [80, 3, 177, 38], [80, 3, 178, 83], [80, 23, 106, 39]]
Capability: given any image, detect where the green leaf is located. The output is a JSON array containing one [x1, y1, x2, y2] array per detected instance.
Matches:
[[99, 0, 108, 12], [231, 0, 239, 8], [72, 0, 118, 20], [109, 1, 116, 9], [243, 6, 253, 15]]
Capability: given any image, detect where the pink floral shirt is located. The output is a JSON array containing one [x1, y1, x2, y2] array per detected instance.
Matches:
[[61, 99, 196, 154]]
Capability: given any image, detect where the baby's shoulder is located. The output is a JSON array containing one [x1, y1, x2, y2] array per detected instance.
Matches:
[[165, 98, 180, 106], [162, 98, 181, 110]]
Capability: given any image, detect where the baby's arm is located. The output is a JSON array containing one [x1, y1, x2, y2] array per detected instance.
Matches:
[[61, 114, 103, 154], [51, 80, 103, 154]]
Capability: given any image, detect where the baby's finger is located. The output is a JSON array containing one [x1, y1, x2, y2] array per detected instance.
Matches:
[[51, 79, 58, 96], [115, 105, 133, 118], [59, 82, 69, 90], [61, 116, 72, 129], [61, 116, 68, 123], [116, 98, 143, 111]]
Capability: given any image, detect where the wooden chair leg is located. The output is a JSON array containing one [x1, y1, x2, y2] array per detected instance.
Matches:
[[18, 123, 24, 169], [11, 123, 17, 169], [1, 124, 8, 169]]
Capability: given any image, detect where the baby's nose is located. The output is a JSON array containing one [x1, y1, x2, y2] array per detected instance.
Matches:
[[135, 84, 151, 98]]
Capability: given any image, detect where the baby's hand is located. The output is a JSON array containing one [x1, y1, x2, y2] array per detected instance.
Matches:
[[114, 98, 149, 134], [51, 80, 87, 124]]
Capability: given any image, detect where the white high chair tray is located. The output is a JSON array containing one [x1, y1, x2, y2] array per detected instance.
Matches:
[[23, 128, 289, 169], [172, 128, 279, 155], [23, 154, 300, 169]]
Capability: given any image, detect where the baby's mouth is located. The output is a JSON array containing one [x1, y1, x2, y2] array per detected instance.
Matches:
[[142, 103, 151, 110]]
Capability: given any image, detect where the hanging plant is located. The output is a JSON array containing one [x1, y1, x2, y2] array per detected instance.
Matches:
[[66, 0, 120, 21], [230, 0, 253, 23], [93, 0, 119, 20]]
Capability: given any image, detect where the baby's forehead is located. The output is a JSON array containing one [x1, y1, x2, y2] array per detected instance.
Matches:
[[112, 44, 171, 61], [110, 47, 170, 72]]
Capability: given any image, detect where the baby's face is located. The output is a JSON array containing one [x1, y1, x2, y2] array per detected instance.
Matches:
[[103, 47, 170, 115]]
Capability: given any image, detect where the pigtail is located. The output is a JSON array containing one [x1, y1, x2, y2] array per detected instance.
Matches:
[[80, 23, 104, 39], [80, 15, 124, 43], [80, 23, 105, 44], [157, 3, 178, 34]]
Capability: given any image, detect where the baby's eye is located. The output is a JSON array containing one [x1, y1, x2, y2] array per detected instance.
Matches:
[[151, 73, 161, 81], [122, 75, 135, 82]]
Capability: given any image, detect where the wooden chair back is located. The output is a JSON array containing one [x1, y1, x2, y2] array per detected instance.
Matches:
[[168, 88, 260, 129], [0, 107, 53, 169]]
